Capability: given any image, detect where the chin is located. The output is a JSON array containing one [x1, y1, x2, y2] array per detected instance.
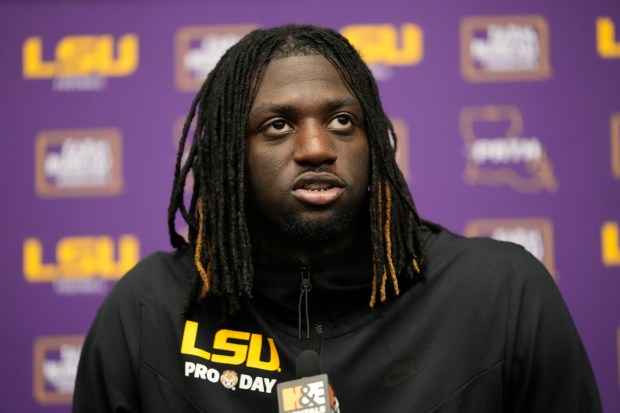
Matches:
[[280, 209, 359, 247]]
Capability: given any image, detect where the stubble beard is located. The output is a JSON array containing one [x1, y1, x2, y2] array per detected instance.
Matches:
[[278, 209, 359, 248]]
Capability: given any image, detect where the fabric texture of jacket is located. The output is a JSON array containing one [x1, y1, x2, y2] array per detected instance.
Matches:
[[73, 222, 602, 412]]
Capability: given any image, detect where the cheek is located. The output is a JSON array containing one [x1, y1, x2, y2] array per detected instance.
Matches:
[[246, 147, 287, 202], [349, 141, 370, 184]]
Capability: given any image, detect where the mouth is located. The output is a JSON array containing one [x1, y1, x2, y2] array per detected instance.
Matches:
[[292, 173, 345, 206]]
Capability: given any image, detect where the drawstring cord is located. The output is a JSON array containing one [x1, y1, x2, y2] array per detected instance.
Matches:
[[298, 267, 312, 340]]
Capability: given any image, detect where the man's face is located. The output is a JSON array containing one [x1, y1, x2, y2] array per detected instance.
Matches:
[[246, 54, 370, 248]]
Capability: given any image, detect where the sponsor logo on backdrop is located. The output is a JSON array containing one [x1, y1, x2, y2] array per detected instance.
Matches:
[[22, 34, 139, 91], [35, 128, 123, 198], [23, 234, 140, 295], [391, 118, 411, 182], [460, 105, 558, 193], [464, 218, 556, 277], [174, 25, 259, 92], [340, 23, 423, 80], [602, 221, 620, 266], [182, 321, 280, 393], [597, 17, 620, 58], [612, 113, 620, 180], [33, 335, 84, 404], [460, 15, 551, 82]]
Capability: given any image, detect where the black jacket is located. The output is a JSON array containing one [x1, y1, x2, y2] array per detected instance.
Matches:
[[73, 223, 602, 412]]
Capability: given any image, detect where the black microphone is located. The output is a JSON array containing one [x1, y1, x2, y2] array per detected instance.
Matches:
[[277, 350, 340, 413], [296, 350, 322, 378]]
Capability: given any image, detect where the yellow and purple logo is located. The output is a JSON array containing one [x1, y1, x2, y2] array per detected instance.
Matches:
[[23, 34, 139, 91], [597, 17, 620, 58], [464, 218, 556, 278], [341, 23, 423, 80], [23, 234, 140, 295], [460, 105, 558, 193], [33, 335, 84, 404], [602, 221, 620, 266], [460, 15, 551, 82]]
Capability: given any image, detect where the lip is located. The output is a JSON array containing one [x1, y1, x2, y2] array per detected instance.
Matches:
[[292, 172, 345, 206]]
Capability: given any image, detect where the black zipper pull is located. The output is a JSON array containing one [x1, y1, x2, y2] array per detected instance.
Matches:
[[298, 267, 312, 340]]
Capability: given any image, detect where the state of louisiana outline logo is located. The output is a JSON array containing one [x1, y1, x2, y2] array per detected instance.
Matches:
[[460, 15, 551, 82], [33, 335, 84, 404], [35, 128, 124, 198], [464, 218, 556, 278], [174, 24, 259, 92], [611, 113, 620, 181], [460, 105, 558, 193]]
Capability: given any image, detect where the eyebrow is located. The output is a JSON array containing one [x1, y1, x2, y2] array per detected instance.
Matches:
[[250, 98, 362, 116]]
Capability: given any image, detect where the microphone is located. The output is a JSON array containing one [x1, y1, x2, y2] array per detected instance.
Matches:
[[277, 350, 341, 413]]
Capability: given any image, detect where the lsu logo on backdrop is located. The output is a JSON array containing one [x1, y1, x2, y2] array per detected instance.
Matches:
[[35, 128, 123, 198], [33, 335, 84, 404], [611, 113, 620, 180], [22, 34, 139, 91], [597, 17, 620, 58], [23, 234, 140, 295], [460, 105, 558, 192], [460, 15, 551, 82], [464, 218, 556, 277], [174, 24, 259, 92], [340, 23, 423, 80], [601, 221, 620, 266]]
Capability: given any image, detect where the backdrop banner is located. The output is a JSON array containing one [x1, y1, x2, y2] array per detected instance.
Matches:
[[0, 1, 618, 412]]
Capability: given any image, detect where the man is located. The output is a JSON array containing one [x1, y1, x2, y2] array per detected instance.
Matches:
[[73, 24, 602, 412]]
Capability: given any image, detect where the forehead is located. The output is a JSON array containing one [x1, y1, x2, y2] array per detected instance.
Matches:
[[250, 55, 357, 107]]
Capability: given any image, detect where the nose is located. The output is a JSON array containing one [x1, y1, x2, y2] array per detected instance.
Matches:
[[293, 121, 337, 166]]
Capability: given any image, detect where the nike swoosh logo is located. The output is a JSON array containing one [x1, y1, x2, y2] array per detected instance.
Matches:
[[384, 361, 427, 388]]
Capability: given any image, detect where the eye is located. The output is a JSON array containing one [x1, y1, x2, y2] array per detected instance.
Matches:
[[263, 119, 293, 135], [327, 114, 354, 130]]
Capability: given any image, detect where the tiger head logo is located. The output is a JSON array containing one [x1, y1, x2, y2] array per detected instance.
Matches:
[[220, 370, 238, 390]]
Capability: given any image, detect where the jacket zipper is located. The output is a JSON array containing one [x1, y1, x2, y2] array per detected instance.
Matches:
[[298, 266, 324, 357], [298, 266, 312, 340]]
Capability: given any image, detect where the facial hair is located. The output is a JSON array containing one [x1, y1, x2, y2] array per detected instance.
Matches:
[[278, 208, 359, 247]]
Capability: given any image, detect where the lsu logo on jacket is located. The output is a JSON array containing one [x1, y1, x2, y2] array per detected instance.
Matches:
[[181, 320, 280, 371]]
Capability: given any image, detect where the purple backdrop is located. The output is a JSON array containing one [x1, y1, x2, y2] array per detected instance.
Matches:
[[1, 0, 618, 412]]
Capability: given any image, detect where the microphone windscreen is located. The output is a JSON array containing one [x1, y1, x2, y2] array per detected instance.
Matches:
[[295, 350, 322, 378]]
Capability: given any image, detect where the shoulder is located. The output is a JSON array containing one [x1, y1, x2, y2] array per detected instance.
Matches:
[[100, 248, 194, 312], [420, 221, 556, 296]]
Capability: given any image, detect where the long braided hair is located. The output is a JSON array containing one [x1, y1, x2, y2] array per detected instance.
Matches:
[[168, 24, 425, 314]]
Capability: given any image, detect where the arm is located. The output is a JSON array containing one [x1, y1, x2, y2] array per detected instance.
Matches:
[[72, 275, 142, 413], [503, 251, 602, 412]]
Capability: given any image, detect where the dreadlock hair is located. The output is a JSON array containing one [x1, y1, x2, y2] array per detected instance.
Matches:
[[167, 24, 426, 314]]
